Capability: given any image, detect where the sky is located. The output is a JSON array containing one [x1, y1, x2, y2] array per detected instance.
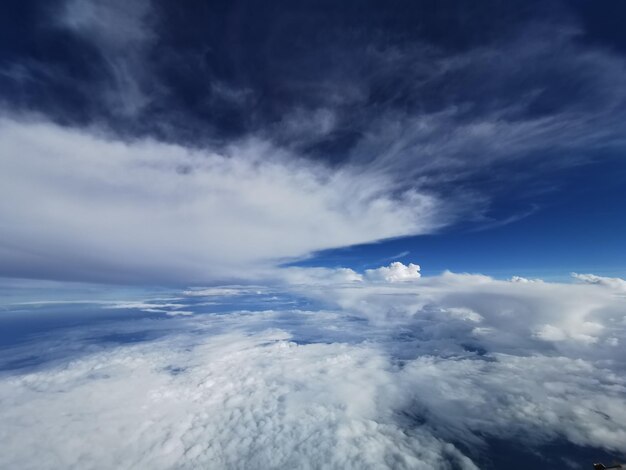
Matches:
[[1, 1, 626, 469], [2, 0, 626, 284]]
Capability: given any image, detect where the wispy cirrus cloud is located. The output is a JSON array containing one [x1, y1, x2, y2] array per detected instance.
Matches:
[[57, 0, 156, 117]]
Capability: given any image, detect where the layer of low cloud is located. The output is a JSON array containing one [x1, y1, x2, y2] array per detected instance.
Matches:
[[0, 330, 479, 470], [1, 266, 625, 468]]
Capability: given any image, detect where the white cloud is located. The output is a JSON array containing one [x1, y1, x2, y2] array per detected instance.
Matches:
[[572, 273, 626, 291], [165, 310, 193, 316], [1, 270, 626, 468], [365, 262, 421, 282], [286, 267, 626, 355], [534, 324, 569, 342], [0, 118, 449, 284], [396, 353, 626, 452], [510, 276, 544, 283], [0, 330, 479, 470]]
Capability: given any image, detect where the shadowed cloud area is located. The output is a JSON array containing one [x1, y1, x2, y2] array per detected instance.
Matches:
[[1, 0, 626, 468]]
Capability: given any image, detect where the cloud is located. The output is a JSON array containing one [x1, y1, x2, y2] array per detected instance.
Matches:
[[510, 276, 544, 283], [1, 269, 626, 468], [0, 117, 450, 284], [572, 273, 626, 291], [331, 24, 626, 192], [182, 285, 272, 297], [57, 0, 156, 116], [104, 302, 187, 310], [286, 266, 626, 358], [365, 262, 422, 282], [0, 329, 479, 470], [182, 287, 254, 297], [102, 301, 192, 317], [396, 353, 626, 452], [279, 267, 364, 286], [165, 310, 193, 316]]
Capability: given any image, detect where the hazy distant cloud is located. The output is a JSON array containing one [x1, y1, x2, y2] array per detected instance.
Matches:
[[279, 267, 364, 286], [182, 287, 259, 297]]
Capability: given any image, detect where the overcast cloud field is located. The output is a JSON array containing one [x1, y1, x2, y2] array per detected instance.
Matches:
[[1, 0, 626, 469]]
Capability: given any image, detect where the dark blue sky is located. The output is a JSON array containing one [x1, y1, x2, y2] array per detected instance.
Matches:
[[1, 0, 625, 284]]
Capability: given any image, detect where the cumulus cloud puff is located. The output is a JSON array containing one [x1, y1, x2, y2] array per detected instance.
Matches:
[[365, 262, 421, 282]]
